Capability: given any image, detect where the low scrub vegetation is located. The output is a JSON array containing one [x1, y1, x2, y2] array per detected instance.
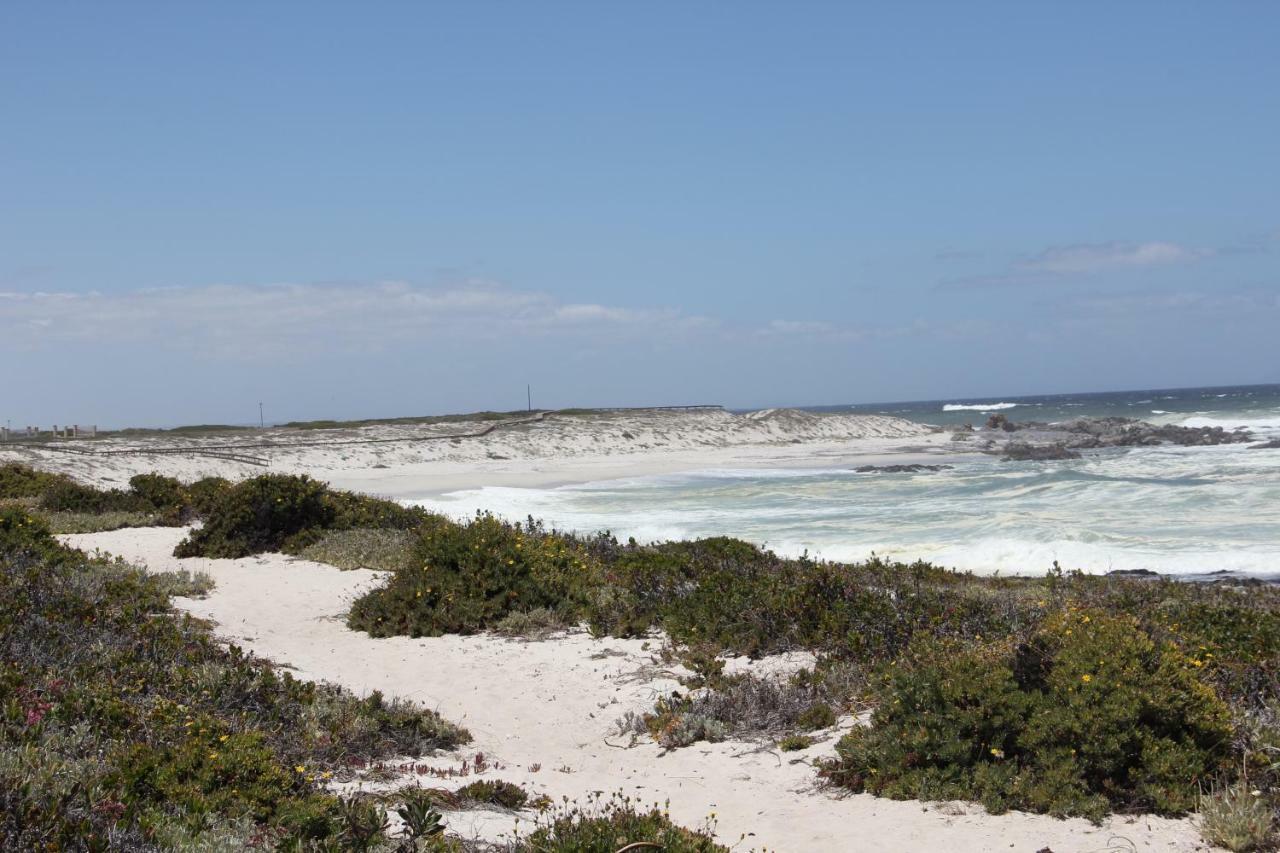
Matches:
[[174, 473, 442, 559], [625, 657, 857, 750], [9, 465, 1280, 835], [0, 505, 469, 849], [300, 527, 419, 572], [820, 611, 1233, 820], [514, 792, 728, 852], [0, 463, 230, 528]]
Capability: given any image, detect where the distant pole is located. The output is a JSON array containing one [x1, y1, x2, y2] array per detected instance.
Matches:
[[259, 402, 264, 429], [527, 385, 532, 412]]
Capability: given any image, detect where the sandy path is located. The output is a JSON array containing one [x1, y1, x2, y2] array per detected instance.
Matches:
[[64, 527, 1216, 853]]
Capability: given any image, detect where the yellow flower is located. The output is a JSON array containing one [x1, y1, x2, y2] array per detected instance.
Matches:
[[295, 765, 306, 773], [219, 734, 229, 742], [1081, 674, 1092, 683], [989, 748, 1005, 759]]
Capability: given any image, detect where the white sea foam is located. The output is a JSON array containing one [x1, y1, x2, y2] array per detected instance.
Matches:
[[1181, 412, 1280, 434], [942, 402, 1018, 412], [405, 440, 1280, 578]]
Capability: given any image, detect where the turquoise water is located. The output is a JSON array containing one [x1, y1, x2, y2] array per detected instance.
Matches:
[[412, 385, 1280, 577]]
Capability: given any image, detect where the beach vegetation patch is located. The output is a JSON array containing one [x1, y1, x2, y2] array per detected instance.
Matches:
[[174, 473, 445, 559], [0, 518, 469, 849], [1198, 781, 1275, 852], [515, 791, 729, 852], [348, 514, 595, 637], [299, 527, 419, 572], [821, 611, 1233, 820]]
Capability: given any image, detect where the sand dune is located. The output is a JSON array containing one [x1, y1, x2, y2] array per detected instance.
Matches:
[[60, 525, 1214, 853], [7, 408, 948, 495]]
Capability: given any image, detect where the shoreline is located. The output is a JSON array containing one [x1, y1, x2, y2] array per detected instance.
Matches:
[[327, 437, 963, 498]]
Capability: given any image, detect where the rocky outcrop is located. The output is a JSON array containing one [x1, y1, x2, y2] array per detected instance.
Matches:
[[1001, 442, 1082, 462], [989, 416, 1253, 449], [1249, 439, 1280, 450], [853, 463, 954, 474]]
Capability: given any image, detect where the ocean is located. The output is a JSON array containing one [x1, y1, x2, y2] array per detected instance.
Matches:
[[411, 384, 1280, 578]]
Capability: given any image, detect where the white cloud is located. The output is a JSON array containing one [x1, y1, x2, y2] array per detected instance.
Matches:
[[765, 319, 836, 335], [1020, 241, 1211, 275], [0, 280, 710, 356]]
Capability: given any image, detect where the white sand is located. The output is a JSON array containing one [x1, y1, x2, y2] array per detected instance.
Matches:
[[5, 408, 955, 495], [63, 526, 1217, 853]]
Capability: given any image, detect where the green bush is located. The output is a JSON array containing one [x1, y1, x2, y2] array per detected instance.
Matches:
[[185, 476, 232, 518], [39, 478, 146, 515], [0, 527, 470, 848], [299, 527, 419, 572], [1198, 782, 1274, 852], [127, 473, 191, 523], [175, 474, 445, 559], [517, 792, 728, 852], [349, 514, 596, 637], [0, 463, 64, 499], [456, 779, 528, 809], [822, 611, 1233, 820], [0, 506, 80, 566], [175, 474, 334, 558]]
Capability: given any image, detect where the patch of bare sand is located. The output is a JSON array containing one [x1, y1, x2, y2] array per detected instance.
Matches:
[[62, 526, 1217, 852]]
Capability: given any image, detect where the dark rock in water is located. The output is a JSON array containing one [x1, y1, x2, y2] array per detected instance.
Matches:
[[985, 413, 1015, 431], [1001, 442, 1081, 461], [991, 416, 1253, 451], [1107, 568, 1160, 578], [1250, 439, 1280, 449], [854, 463, 955, 474]]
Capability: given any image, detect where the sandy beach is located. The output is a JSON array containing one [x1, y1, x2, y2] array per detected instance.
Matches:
[[62, 525, 1214, 852], [3, 408, 955, 495], [6, 409, 1231, 850]]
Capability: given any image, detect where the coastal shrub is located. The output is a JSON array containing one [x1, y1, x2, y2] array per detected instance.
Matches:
[[150, 568, 215, 598], [127, 472, 191, 523], [175, 474, 445, 559], [516, 792, 728, 852], [493, 606, 571, 638], [39, 477, 146, 515], [185, 475, 232, 518], [588, 537, 1033, 659], [635, 663, 856, 749], [1198, 782, 1275, 852], [0, 463, 64, 499], [39, 509, 161, 534], [0, 533, 470, 848], [0, 506, 79, 566], [299, 527, 419, 572], [348, 514, 597, 637], [779, 734, 815, 751], [175, 474, 334, 557], [455, 779, 528, 809], [822, 611, 1233, 820]]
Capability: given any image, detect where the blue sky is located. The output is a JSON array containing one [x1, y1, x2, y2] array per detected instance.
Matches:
[[2, 2, 1277, 426]]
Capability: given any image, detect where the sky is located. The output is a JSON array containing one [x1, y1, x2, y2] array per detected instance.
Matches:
[[2, 2, 1278, 427]]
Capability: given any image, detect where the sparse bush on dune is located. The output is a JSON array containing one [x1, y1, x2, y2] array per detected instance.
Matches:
[[514, 791, 729, 852], [1199, 781, 1275, 851], [300, 527, 419, 572]]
